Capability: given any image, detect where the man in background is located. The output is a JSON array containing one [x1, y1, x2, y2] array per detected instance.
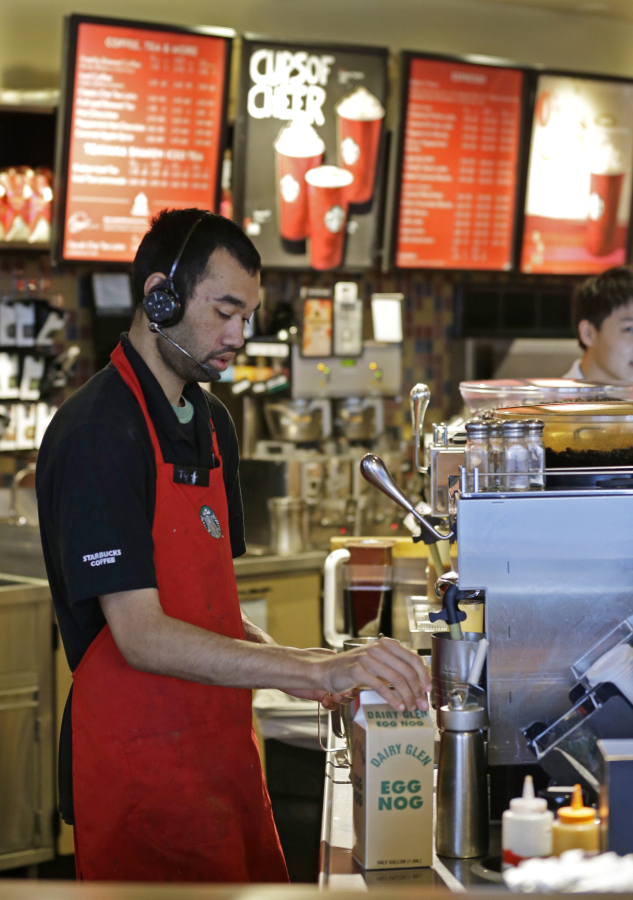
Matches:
[[564, 266, 633, 383]]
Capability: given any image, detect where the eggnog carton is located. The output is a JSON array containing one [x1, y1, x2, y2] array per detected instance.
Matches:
[[352, 689, 434, 870]]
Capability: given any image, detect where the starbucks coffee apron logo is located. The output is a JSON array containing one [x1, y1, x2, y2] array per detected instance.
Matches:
[[200, 505, 222, 539]]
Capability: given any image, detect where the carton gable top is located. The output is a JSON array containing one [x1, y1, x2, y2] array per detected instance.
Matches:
[[354, 690, 432, 731]]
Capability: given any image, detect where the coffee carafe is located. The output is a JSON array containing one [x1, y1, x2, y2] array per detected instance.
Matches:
[[323, 538, 395, 648]]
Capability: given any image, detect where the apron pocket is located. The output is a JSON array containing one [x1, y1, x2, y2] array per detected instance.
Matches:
[[123, 726, 235, 851]]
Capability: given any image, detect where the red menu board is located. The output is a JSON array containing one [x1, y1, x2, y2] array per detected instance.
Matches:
[[395, 56, 524, 270], [57, 17, 229, 263]]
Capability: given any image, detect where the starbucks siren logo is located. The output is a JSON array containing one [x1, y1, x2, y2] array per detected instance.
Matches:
[[324, 205, 345, 233], [200, 505, 222, 539], [588, 192, 605, 222], [341, 137, 360, 166], [280, 173, 300, 203]]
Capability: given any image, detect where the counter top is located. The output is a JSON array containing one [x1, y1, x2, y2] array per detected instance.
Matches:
[[0, 520, 328, 583], [234, 549, 327, 579], [0, 884, 494, 900]]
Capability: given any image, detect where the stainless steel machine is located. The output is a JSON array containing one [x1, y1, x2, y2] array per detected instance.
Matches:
[[239, 340, 405, 551], [361, 382, 633, 785]]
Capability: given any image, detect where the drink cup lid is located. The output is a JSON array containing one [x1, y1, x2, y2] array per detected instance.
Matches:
[[335, 85, 385, 121], [305, 165, 354, 188]]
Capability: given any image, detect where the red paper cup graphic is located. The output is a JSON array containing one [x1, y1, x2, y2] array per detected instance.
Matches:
[[274, 120, 325, 242], [585, 126, 630, 257], [587, 172, 624, 256], [335, 87, 385, 206], [305, 166, 354, 270]]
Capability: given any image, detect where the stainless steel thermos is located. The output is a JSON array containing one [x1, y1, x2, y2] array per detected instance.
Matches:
[[436, 688, 488, 858]]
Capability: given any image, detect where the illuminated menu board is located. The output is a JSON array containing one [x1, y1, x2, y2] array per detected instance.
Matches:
[[521, 74, 633, 274], [394, 55, 524, 270], [55, 16, 231, 263], [233, 38, 389, 271]]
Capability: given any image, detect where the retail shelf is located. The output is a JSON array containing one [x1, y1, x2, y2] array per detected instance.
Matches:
[[0, 242, 51, 253]]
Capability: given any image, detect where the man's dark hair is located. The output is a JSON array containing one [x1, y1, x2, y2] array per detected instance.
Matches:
[[132, 208, 261, 312], [573, 266, 633, 349]]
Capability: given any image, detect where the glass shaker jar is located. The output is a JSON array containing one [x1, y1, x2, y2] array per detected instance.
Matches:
[[501, 420, 529, 491], [465, 419, 490, 492], [489, 421, 503, 491], [526, 419, 546, 490]]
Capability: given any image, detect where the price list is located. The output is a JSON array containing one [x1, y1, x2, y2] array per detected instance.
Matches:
[[61, 20, 228, 263], [396, 57, 523, 270]]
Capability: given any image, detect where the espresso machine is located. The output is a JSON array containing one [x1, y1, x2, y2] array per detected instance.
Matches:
[[240, 339, 405, 551], [360, 383, 633, 797]]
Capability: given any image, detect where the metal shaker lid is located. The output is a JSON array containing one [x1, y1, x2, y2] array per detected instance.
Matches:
[[500, 419, 528, 437], [465, 419, 490, 438], [439, 688, 486, 731]]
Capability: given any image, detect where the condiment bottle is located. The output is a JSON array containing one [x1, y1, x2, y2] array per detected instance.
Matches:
[[552, 784, 599, 856], [464, 420, 490, 492], [489, 422, 503, 491], [502, 775, 553, 870], [501, 421, 529, 491], [526, 419, 546, 490]]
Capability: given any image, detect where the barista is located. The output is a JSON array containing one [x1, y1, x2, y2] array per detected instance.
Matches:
[[36, 209, 431, 884], [563, 266, 633, 383]]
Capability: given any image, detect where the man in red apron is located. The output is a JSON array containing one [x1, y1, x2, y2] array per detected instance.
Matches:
[[36, 209, 431, 883]]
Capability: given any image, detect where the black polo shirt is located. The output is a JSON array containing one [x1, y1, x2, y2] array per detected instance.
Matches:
[[36, 333, 245, 823]]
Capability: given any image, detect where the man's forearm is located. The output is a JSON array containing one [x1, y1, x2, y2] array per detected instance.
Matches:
[[101, 588, 323, 692], [241, 609, 277, 645], [99, 588, 432, 713]]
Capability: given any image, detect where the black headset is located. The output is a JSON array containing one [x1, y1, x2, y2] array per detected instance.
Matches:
[[143, 211, 212, 328]]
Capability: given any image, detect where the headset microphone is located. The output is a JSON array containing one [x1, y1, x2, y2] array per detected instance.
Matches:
[[148, 322, 222, 382]]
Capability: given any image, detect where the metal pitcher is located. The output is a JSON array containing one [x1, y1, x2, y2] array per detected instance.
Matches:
[[431, 632, 487, 710], [331, 636, 379, 765]]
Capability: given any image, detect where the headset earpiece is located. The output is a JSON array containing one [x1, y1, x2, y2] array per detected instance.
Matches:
[[142, 210, 212, 330], [143, 278, 183, 328]]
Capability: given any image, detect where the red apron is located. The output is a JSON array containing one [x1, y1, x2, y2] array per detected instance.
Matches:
[[71, 342, 288, 883]]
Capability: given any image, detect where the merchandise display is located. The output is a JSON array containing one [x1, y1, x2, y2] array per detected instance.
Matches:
[[0, 167, 53, 244]]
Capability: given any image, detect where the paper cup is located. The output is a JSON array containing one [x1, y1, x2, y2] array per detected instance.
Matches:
[[274, 120, 325, 242], [305, 165, 354, 270], [335, 87, 385, 206]]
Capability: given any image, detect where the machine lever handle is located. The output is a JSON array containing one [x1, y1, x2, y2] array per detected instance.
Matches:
[[360, 453, 454, 543], [428, 584, 467, 640], [410, 383, 430, 474]]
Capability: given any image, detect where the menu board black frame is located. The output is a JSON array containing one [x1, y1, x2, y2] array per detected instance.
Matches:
[[52, 14, 233, 267], [385, 50, 534, 274], [518, 66, 633, 276], [233, 34, 390, 272]]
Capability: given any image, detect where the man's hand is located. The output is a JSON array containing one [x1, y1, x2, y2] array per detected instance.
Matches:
[[282, 649, 357, 710], [318, 637, 431, 713]]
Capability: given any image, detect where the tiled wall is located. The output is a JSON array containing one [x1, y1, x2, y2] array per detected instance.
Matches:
[[0, 255, 459, 438]]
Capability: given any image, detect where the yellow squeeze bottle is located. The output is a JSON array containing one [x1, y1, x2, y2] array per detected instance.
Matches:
[[552, 784, 599, 856]]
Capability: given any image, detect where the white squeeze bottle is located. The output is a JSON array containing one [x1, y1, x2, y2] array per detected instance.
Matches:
[[502, 775, 553, 870]]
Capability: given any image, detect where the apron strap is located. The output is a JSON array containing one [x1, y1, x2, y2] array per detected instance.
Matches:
[[210, 414, 221, 462], [111, 342, 222, 468], [111, 342, 165, 464]]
